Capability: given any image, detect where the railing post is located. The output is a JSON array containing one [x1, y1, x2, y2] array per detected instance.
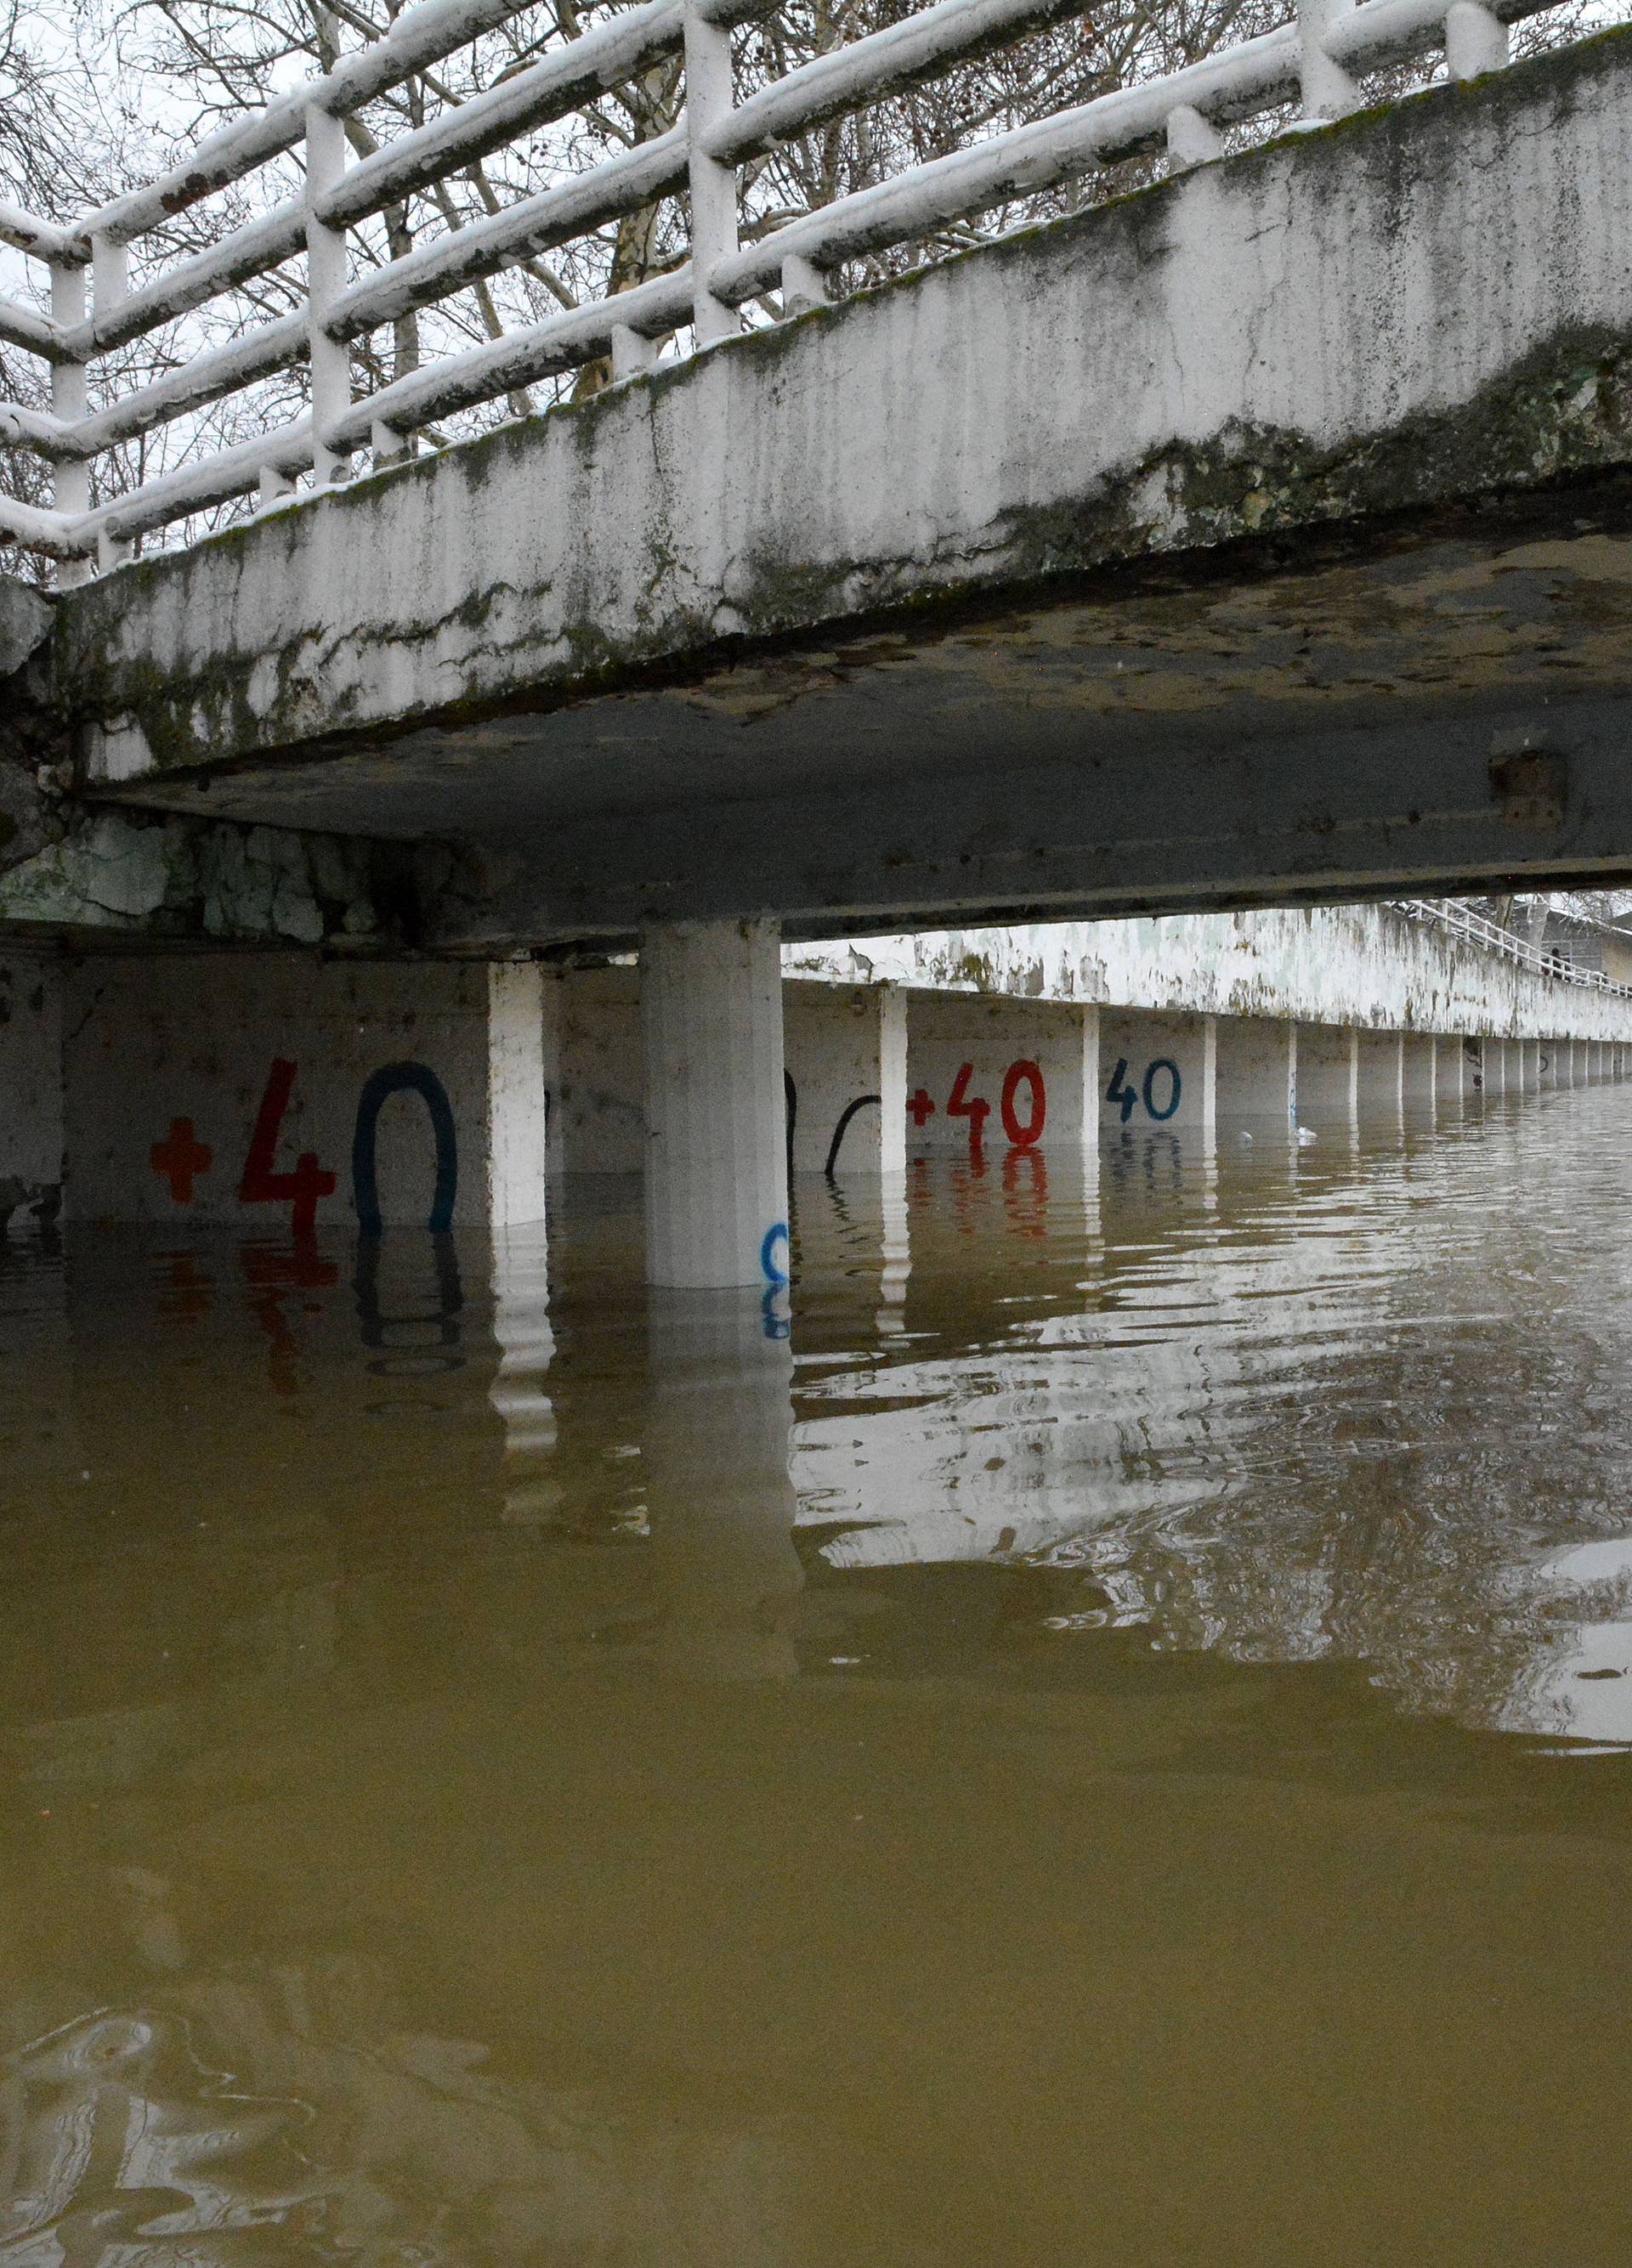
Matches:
[[1298, 0, 1362, 121], [1444, 0, 1507, 78], [683, 0, 740, 347], [611, 323, 660, 381], [305, 102, 351, 484], [780, 252, 829, 318], [90, 234, 132, 573], [49, 261, 91, 588], [1165, 104, 1222, 172]]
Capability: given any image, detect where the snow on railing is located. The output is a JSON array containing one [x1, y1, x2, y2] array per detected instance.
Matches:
[[0, 0, 1569, 578], [1391, 899, 1632, 998]]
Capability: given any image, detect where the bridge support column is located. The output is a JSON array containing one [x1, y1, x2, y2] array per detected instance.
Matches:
[[1433, 1035, 1464, 1108], [1214, 1017, 1295, 1127], [1516, 1039, 1540, 1094], [1297, 1024, 1357, 1124], [1357, 1030, 1403, 1118], [1402, 1034, 1436, 1111], [640, 920, 787, 1291], [1478, 1040, 1503, 1097], [0, 947, 64, 1233], [785, 980, 907, 1176]]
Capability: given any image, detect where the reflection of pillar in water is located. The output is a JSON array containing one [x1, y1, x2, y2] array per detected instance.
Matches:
[[879, 1173, 910, 1336], [642, 1290, 802, 1681], [489, 1224, 559, 1525]]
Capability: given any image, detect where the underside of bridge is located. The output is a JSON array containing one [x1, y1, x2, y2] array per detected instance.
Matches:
[[10, 25, 1632, 953]]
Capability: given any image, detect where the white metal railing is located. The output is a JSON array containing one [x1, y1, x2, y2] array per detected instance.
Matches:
[[1391, 899, 1632, 998], [0, 0, 1568, 579]]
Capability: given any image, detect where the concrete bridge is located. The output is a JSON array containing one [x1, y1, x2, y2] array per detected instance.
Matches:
[[3, 0, 1632, 1281]]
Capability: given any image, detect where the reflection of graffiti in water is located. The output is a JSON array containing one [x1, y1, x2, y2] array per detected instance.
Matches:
[[241, 1238, 338, 1399], [354, 1235, 465, 1378]]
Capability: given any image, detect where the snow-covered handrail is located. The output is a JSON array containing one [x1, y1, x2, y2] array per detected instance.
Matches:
[[1391, 899, 1632, 999], [0, 0, 1572, 576]]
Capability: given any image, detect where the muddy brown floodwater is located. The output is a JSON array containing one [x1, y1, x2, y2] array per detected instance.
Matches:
[[3, 1089, 1632, 2264]]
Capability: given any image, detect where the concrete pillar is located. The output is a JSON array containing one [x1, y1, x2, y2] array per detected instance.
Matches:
[[487, 964, 551, 1231], [1100, 1010, 1215, 1139], [1434, 1033, 1464, 1106], [1402, 1033, 1436, 1111], [62, 952, 547, 1231], [641, 920, 787, 1291], [1214, 1016, 1296, 1126], [908, 993, 1099, 1160], [1569, 1038, 1586, 1086], [1297, 1023, 1357, 1123], [1356, 1029, 1403, 1117], [1538, 1038, 1562, 1089], [785, 980, 907, 1175], [0, 947, 63, 1231]]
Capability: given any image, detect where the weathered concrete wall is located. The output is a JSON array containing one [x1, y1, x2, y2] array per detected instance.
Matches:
[[1101, 1010, 1215, 1137], [0, 948, 62, 1226], [61, 954, 545, 1230], [790, 904, 1632, 1044], [785, 981, 907, 1176], [554, 964, 643, 1174], [904, 992, 1096, 1160], [0, 806, 439, 949], [1215, 1017, 1297, 1124]]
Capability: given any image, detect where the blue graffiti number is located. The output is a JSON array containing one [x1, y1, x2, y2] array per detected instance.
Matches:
[[352, 1061, 458, 1236], [1107, 1057, 1183, 1124], [760, 1221, 790, 1286], [1143, 1059, 1182, 1123]]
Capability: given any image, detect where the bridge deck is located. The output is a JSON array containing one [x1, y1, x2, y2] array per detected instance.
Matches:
[[51, 29, 1632, 946]]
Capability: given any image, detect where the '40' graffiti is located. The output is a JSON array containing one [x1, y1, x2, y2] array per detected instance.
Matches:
[[153, 1057, 458, 1234], [1105, 1056, 1182, 1124], [907, 1060, 1046, 1157]]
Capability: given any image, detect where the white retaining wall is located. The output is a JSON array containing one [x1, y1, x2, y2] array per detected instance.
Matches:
[[789, 907, 1632, 1044]]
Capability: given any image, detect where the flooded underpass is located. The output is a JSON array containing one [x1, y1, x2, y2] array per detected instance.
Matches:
[[3, 1089, 1632, 2265]]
